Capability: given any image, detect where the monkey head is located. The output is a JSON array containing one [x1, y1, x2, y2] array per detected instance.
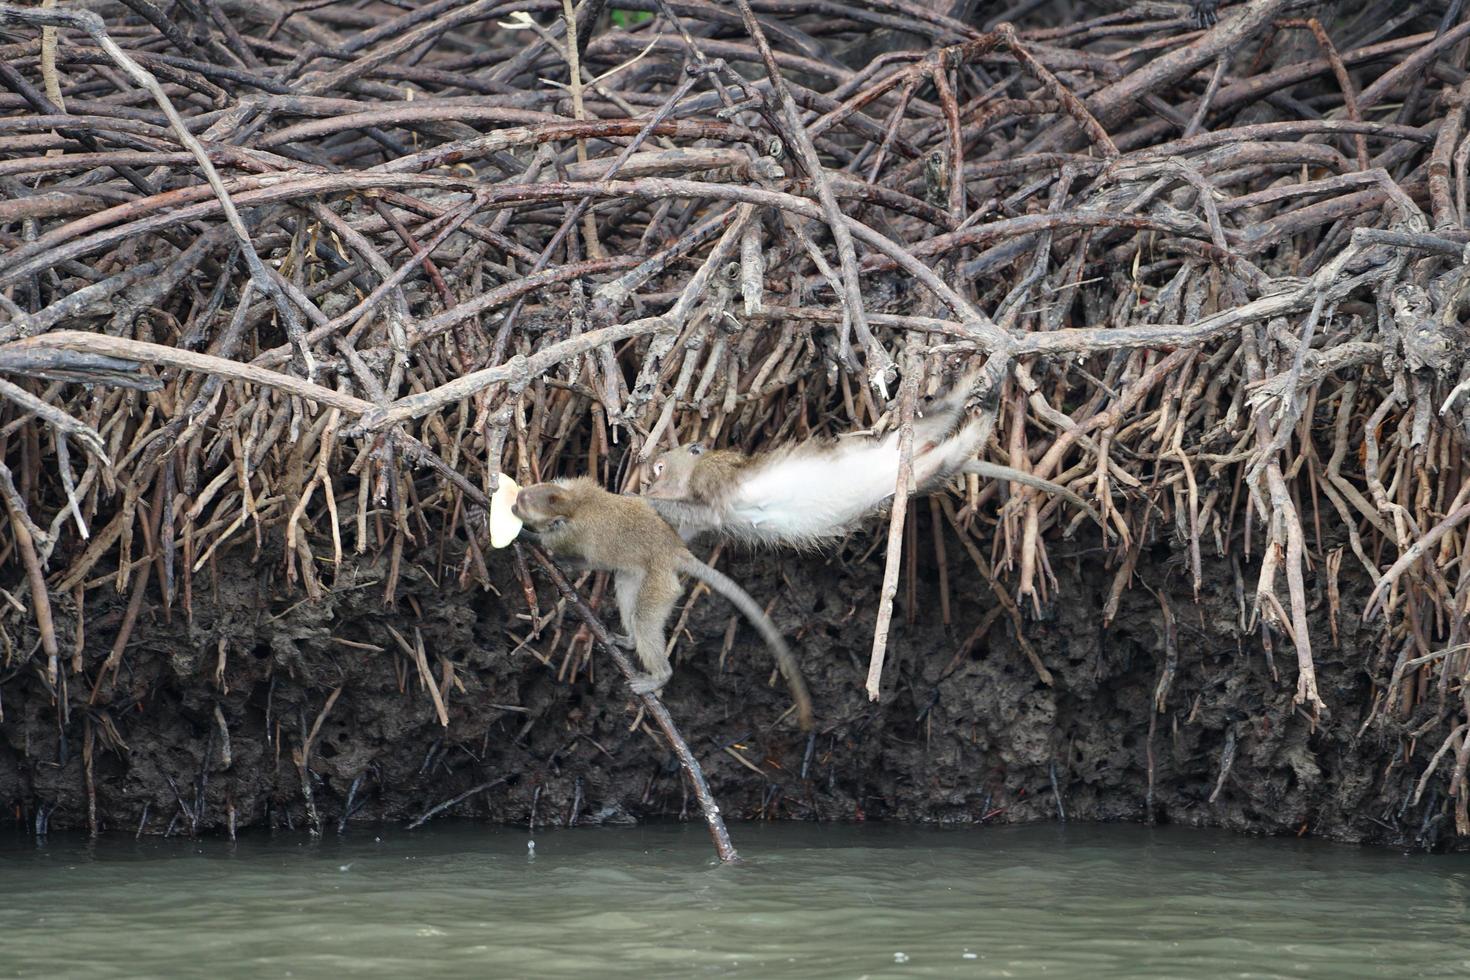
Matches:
[[511, 481, 577, 530], [644, 443, 706, 499]]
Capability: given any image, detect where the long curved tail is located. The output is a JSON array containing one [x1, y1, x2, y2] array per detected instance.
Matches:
[[677, 556, 815, 731]]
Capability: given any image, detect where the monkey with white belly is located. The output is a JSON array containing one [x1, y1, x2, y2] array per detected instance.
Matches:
[[641, 377, 1101, 548]]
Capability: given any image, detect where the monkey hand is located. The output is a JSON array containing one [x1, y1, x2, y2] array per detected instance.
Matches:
[[508, 521, 567, 549], [1190, 0, 1219, 27], [610, 632, 636, 651]]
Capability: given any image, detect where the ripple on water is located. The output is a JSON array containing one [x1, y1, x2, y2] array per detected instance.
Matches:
[[3, 823, 1470, 979]]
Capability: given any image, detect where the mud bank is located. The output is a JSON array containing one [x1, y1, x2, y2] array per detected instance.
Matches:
[[0, 513, 1440, 850]]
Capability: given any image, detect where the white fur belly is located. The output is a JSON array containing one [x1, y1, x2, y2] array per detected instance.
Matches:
[[725, 440, 901, 545]]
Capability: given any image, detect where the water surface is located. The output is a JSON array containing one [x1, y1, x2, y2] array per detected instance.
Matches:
[[3, 822, 1467, 978]]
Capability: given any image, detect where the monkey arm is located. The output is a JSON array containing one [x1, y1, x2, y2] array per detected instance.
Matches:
[[514, 525, 565, 548], [514, 521, 594, 569], [639, 496, 719, 542], [960, 460, 1105, 531]]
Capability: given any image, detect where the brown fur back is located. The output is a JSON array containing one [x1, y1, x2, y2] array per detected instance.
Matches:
[[519, 477, 687, 573], [686, 449, 752, 504]]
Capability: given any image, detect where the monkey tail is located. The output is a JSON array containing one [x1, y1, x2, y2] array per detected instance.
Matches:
[[677, 556, 815, 732]]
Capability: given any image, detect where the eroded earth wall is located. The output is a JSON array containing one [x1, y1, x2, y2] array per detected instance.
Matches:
[[0, 516, 1427, 848]]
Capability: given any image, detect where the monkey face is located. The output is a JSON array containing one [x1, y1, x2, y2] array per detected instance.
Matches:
[[645, 443, 704, 499], [512, 483, 571, 530]]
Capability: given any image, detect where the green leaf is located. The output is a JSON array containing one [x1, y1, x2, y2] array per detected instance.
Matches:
[[610, 8, 653, 27]]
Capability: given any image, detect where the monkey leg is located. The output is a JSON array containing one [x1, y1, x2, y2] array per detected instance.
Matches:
[[614, 570, 679, 694], [912, 394, 965, 455], [911, 415, 987, 493]]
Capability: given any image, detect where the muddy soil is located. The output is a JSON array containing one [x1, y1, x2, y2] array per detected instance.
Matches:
[[0, 512, 1445, 849]]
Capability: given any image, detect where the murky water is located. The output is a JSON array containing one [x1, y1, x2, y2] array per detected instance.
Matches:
[[3, 822, 1468, 979]]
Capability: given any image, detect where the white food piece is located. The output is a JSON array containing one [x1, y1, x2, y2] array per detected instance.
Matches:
[[489, 474, 523, 548]]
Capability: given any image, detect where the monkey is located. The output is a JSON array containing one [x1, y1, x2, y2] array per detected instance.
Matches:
[[511, 477, 814, 731], [641, 378, 1102, 549]]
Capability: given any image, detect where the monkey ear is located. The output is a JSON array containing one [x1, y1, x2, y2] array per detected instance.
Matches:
[[688, 443, 706, 456]]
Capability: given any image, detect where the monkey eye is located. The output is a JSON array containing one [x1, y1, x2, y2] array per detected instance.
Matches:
[[652, 461, 665, 478], [688, 443, 705, 456]]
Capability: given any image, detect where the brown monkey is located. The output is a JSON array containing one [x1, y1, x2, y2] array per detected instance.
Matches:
[[643, 381, 1101, 548], [512, 477, 814, 730]]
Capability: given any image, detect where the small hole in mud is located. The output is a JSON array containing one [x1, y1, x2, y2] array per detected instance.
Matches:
[[250, 644, 271, 660], [319, 743, 339, 759]]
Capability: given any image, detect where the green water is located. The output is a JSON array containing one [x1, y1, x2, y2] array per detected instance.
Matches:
[[2, 823, 1467, 979]]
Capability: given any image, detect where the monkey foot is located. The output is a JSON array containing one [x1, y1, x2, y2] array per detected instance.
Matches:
[[1190, 0, 1219, 28], [628, 672, 672, 695]]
